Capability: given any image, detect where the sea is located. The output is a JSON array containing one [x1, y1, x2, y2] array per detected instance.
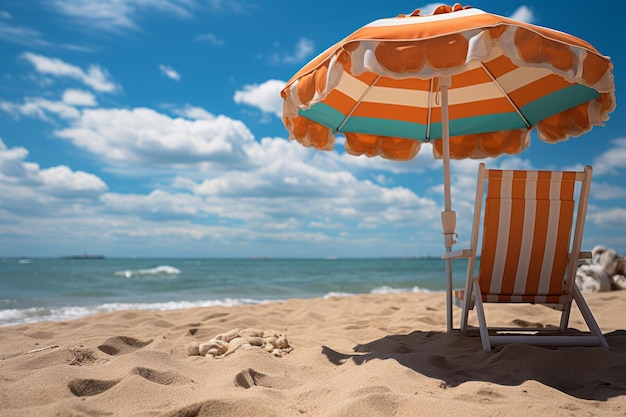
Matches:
[[0, 257, 468, 327]]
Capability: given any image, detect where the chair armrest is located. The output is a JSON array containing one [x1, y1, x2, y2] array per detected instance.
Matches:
[[579, 251, 592, 260], [442, 249, 472, 260]]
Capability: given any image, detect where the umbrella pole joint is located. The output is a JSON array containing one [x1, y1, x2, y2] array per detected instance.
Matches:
[[441, 210, 457, 249]]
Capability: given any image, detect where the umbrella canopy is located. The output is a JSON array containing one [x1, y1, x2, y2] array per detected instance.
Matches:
[[279, 4, 615, 331], [281, 4, 614, 160]]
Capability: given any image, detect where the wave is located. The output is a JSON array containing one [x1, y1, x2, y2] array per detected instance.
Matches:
[[323, 285, 434, 299], [114, 265, 181, 278], [371, 285, 433, 294], [0, 298, 265, 327], [0, 286, 439, 327]]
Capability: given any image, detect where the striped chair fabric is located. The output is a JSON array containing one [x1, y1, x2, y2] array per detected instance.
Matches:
[[478, 169, 579, 304], [451, 169, 581, 305]]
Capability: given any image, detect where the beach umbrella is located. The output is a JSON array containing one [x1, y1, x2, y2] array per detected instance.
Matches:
[[280, 4, 615, 331]]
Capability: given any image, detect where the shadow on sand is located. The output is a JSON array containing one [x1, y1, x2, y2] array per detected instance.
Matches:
[[322, 329, 626, 401]]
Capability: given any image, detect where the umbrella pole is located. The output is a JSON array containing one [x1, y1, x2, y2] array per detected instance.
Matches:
[[439, 76, 456, 332]]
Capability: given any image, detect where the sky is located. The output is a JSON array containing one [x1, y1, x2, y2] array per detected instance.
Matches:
[[0, 0, 624, 258]]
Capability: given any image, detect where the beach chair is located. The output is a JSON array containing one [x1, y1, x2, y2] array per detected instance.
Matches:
[[443, 163, 608, 352]]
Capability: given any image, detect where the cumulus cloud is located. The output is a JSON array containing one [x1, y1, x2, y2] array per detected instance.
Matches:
[[283, 38, 314, 64], [269, 38, 315, 65], [592, 138, 626, 176], [591, 182, 626, 201], [21, 52, 119, 93], [173, 105, 216, 121], [509, 5, 535, 23], [0, 138, 107, 216], [170, 136, 439, 230], [62, 89, 97, 106], [0, 89, 96, 121], [159, 64, 181, 81], [234, 79, 284, 117], [588, 207, 626, 229], [101, 190, 205, 221], [0, 97, 81, 121], [54, 107, 255, 166]]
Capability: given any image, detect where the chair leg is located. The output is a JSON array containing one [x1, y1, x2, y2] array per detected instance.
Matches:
[[460, 277, 474, 335], [573, 286, 609, 349], [559, 300, 572, 332], [472, 278, 491, 352]]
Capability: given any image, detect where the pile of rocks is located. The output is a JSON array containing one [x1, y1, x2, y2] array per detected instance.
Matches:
[[187, 328, 292, 358], [576, 245, 626, 292]]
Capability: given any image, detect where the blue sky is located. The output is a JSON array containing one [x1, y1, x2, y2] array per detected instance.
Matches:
[[0, 1, 624, 258]]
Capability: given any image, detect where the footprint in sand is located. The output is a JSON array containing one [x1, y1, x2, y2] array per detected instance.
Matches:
[[234, 368, 267, 389], [97, 336, 153, 356], [67, 378, 120, 397], [234, 368, 296, 390], [131, 367, 190, 385]]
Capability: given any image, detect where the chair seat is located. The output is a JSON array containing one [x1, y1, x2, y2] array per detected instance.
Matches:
[[453, 289, 566, 304]]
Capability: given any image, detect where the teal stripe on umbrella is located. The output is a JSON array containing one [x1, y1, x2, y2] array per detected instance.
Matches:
[[300, 105, 530, 141], [522, 84, 600, 125]]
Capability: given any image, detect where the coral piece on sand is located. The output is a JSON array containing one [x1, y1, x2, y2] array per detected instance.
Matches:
[[576, 245, 626, 292], [187, 328, 293, 358]]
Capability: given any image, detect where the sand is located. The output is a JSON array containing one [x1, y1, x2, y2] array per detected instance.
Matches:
[[0, 291, 624, 416]]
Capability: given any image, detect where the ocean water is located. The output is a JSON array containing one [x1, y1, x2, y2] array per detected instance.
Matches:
[[0, 257, 468, 327]]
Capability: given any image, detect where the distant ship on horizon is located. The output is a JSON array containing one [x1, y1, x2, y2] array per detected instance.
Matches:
[[61, 254, 106, 259]]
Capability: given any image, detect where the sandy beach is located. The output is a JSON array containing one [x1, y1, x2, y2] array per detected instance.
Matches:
[[0, 290, 624, 416]]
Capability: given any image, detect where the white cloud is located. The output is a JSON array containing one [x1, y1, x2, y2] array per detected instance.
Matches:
[[509, 5, 535, 23], [21, 52, 119, 93], [591, 182, 626, 200], [101, 190, 204, 221], [0, 97, 81, 121], [194, 32, 224, 46], [0, 138, 107, 216], [592, 138, 626, 176], [588, 207, 626, 229], [234, 79, 284, 117], [0, 100, 452, 256], [0, 90, 95, 121], [48, 0, 247, 34], [50, 0, 194, 32], [172, 136, 440, 231], [173, 105, 215, 121], [283, 37, 314, 64], [40, 165, 107, 196], [54, 107, 255, 166], [0, 20, 51, 48], [62, 89, 97, 106], [159, 64, 181, 82]]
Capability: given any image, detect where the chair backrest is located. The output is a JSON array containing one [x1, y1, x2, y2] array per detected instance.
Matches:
[[471, 163, 592, 303]]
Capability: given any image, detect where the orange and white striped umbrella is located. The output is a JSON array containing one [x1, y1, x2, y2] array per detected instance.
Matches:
[[281, 4, 615, 161], [280, 4, 615, 331]]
